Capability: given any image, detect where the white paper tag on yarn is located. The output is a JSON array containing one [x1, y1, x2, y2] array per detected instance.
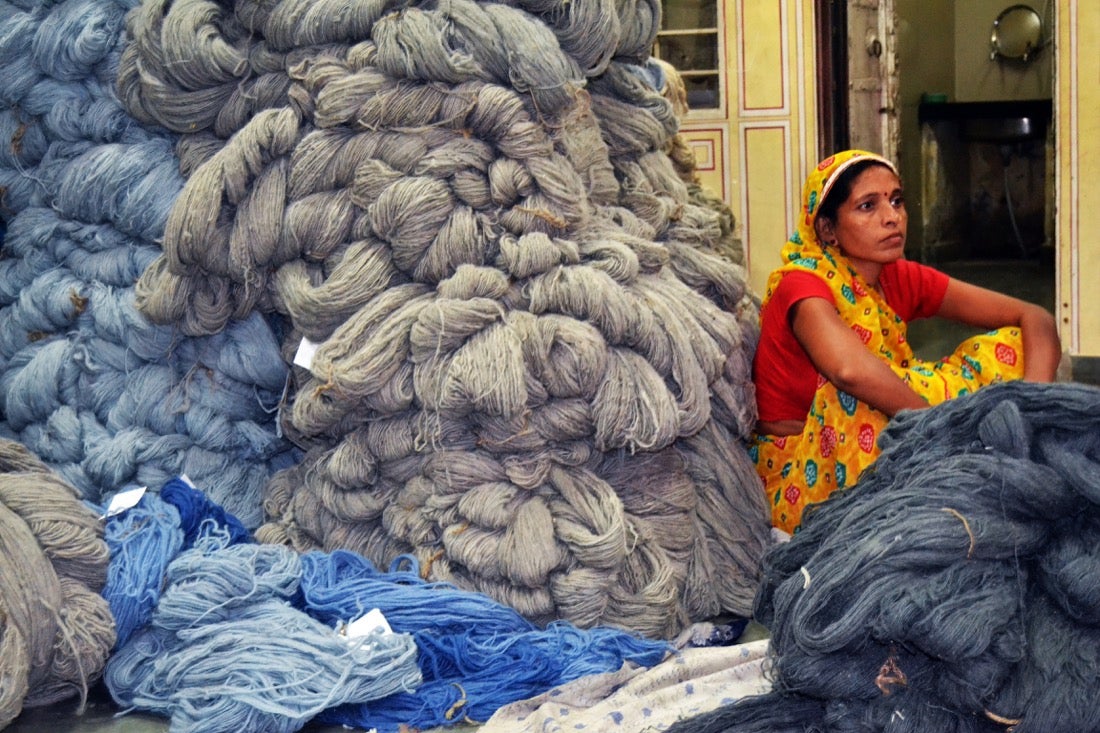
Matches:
[[294, 337, 320, 369], [104, 486, 147, 518], [179, 474, 195, 488], [343, 608, 393, 641]]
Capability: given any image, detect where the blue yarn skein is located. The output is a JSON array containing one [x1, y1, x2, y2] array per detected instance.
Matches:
[[299, 551, 672, 731], [98, 476, 253, 648], [158, 475, 252, 547], [99, 490, 184, 650], [302, 551, 538, 635], [0, 0, 296, 528], [664, 381, 1100, 733], [105, 538, 422, 733]]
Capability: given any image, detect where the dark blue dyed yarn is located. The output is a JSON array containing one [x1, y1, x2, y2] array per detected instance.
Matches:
[[665, 382, 1100, 733], [665, 692, 828, 733], [158, 475, 252, 547]]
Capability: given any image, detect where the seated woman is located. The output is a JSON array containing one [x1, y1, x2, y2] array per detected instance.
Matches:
[[750, 149, 1061, 533]]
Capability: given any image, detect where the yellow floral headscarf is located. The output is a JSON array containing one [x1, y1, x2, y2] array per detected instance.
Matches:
[[760, 149, 915, 370], [796, 150, 898, 249]]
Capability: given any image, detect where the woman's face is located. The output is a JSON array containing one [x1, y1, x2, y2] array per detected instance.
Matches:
[[816, 164, 907, 272]]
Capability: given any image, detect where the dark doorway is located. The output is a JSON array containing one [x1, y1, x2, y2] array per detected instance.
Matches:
[[815, 0, 848, 158]]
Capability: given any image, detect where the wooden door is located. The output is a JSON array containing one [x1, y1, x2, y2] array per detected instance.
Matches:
[[847, 0, 899, 158]]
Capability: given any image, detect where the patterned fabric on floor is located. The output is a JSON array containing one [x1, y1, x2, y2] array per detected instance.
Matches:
[[480, 638, 771, 732]]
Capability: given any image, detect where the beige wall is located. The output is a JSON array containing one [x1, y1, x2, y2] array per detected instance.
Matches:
[[895, 0, 955, 253], [680, 0, 818, 297], [678, 0, 1099, 357], [955, 1, 1053, 102]]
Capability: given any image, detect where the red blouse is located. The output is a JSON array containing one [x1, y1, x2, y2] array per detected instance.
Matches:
[[752, 259, 950, 423]]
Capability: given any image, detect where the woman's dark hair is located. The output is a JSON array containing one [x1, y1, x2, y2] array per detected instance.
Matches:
[[815, 159, 897, 225]]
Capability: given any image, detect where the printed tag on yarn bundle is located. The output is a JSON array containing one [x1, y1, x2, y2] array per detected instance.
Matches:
[[294, 337, 320, 369], [342, 608, 394, 642], [103, 486, 147, 518]]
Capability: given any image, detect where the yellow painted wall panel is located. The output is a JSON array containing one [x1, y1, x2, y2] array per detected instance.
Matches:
[[739, 0, 786, 112], [1073, 3, 1100, 354], [725, 1, 815, 297], [1057, 1, 1100, 355], [680, 128, 727, 201], [743, 125, 791, 295]]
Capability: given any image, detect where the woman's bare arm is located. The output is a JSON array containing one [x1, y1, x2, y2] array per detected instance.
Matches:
[[934, 278, 1061, 382], [790, 297, 929, 417]]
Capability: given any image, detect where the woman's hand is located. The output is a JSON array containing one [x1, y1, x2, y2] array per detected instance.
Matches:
[[935, 278, 1061, 382], [790, 296, 930, 417]]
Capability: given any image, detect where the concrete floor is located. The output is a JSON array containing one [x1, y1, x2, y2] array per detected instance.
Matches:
[[8, 691, 183, 733], [4, 259, 1064, 733], [8, 686, 436, 732], [7, 694, 358, 733], [11, 680, 426, 731]]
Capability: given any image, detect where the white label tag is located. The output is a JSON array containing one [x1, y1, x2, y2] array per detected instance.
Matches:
[[104, 486, 147, 518], [179, 474, 195, 488], [294, 338, 320, 369], [344, 608, 393, 640]]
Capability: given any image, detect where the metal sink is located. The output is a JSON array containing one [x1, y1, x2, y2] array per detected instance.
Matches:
[[960, 116, 1045, 143]]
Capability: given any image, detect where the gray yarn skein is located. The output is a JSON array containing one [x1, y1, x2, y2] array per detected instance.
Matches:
[[122, 0, 770, 638], [0, 439, 115, 729]]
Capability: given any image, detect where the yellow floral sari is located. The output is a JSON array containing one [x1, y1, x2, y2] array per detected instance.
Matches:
[[751, 151, 1025, 533]]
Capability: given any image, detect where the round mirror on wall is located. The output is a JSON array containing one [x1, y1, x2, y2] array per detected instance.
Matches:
[[990, 4, 1044, 62]]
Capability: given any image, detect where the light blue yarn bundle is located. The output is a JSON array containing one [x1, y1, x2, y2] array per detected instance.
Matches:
[[0, 0, 298, 526], [299, 550, 673, 731], [665, 381, 1100, 733], [99, 488, 666, 732], [99, 489, 184, 650], [118, 0, 771, 639], [104, 536, 423, 733], [98, 475, 254, 649]]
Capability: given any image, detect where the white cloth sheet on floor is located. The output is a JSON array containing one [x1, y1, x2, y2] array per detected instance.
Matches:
[[479, 638, 772, 732]]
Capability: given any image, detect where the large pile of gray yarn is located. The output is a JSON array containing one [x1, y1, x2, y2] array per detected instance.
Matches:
[[117, 0, 770, 638], [0, 0, 297, 527]]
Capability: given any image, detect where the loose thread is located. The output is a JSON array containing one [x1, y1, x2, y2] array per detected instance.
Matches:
[[874, 647, 907, 696], [942, 506, 976, 559]]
